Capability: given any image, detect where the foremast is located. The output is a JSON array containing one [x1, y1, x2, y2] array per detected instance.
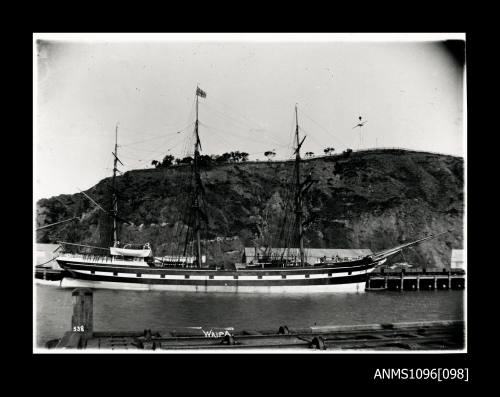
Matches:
[[111, 122, 123, 247]]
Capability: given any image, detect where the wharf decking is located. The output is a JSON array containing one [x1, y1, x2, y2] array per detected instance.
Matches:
[[46, 288, 465, 351]]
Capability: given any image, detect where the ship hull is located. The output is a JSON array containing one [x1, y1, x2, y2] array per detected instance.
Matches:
[[60, 277, 368, 293], [56, 256, 385, 293]]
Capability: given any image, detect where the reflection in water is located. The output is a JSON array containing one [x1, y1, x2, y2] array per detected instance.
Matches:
[[35, 284, 464, 347]]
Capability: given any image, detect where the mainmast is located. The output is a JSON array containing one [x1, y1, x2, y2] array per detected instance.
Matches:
[[193, 86, 206, 267], [295, 104, 305, 266]]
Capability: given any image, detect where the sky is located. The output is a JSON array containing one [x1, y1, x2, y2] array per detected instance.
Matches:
[[34, 34, 465, 200]]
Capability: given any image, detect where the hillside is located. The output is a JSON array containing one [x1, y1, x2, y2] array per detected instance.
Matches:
[[36, 149, 464, 268]]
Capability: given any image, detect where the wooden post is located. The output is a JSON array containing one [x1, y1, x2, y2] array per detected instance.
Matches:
[[384, 276, 388, 289], [416, 275, 420, 291], [448, 271, 451, 289], [433, 276, 437, 290], [400, 272, 404, 291], [71, 288, 93, 337]]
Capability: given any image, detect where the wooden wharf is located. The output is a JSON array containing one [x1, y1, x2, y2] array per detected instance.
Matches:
[[366, 268, 465, 291], [35, 266, 67, 281], [47, 288, 465, 351]]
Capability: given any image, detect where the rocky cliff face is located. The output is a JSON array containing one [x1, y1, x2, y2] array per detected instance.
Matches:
[[36, 149, 464, 268]]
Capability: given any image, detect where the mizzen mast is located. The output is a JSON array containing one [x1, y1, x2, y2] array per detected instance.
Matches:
[[294, 104, 305, 266]]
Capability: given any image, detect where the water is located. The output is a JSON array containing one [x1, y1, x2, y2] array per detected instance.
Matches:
[[35, 283, 464, 348]]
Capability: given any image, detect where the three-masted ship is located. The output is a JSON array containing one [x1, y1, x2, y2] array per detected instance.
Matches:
[[56, 87, 443, 293]]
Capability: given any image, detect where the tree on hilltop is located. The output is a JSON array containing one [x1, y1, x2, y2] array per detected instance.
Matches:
[[161, 155, 175, 167], [264, 150, 276, 161], [324, 147, 335, 156]]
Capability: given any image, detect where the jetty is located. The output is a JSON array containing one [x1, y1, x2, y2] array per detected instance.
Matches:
[[35, 266, 67, 281], [366, 268, 466, 291], [46, 288, 465, 351]]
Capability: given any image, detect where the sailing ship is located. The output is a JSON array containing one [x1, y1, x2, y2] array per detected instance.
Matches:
[[56, 87, 443, 293]]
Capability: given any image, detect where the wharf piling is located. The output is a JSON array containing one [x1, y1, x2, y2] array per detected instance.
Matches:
[[366, 268, 465, 292], [56, 288, 93, 349], [48, 288, 465, 351]]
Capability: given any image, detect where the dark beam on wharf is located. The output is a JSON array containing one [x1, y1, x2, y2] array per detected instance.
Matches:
[[48, 288, 465, 351]]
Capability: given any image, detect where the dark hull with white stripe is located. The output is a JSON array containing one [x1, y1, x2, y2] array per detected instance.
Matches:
[[56, 256, 385, 293]]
